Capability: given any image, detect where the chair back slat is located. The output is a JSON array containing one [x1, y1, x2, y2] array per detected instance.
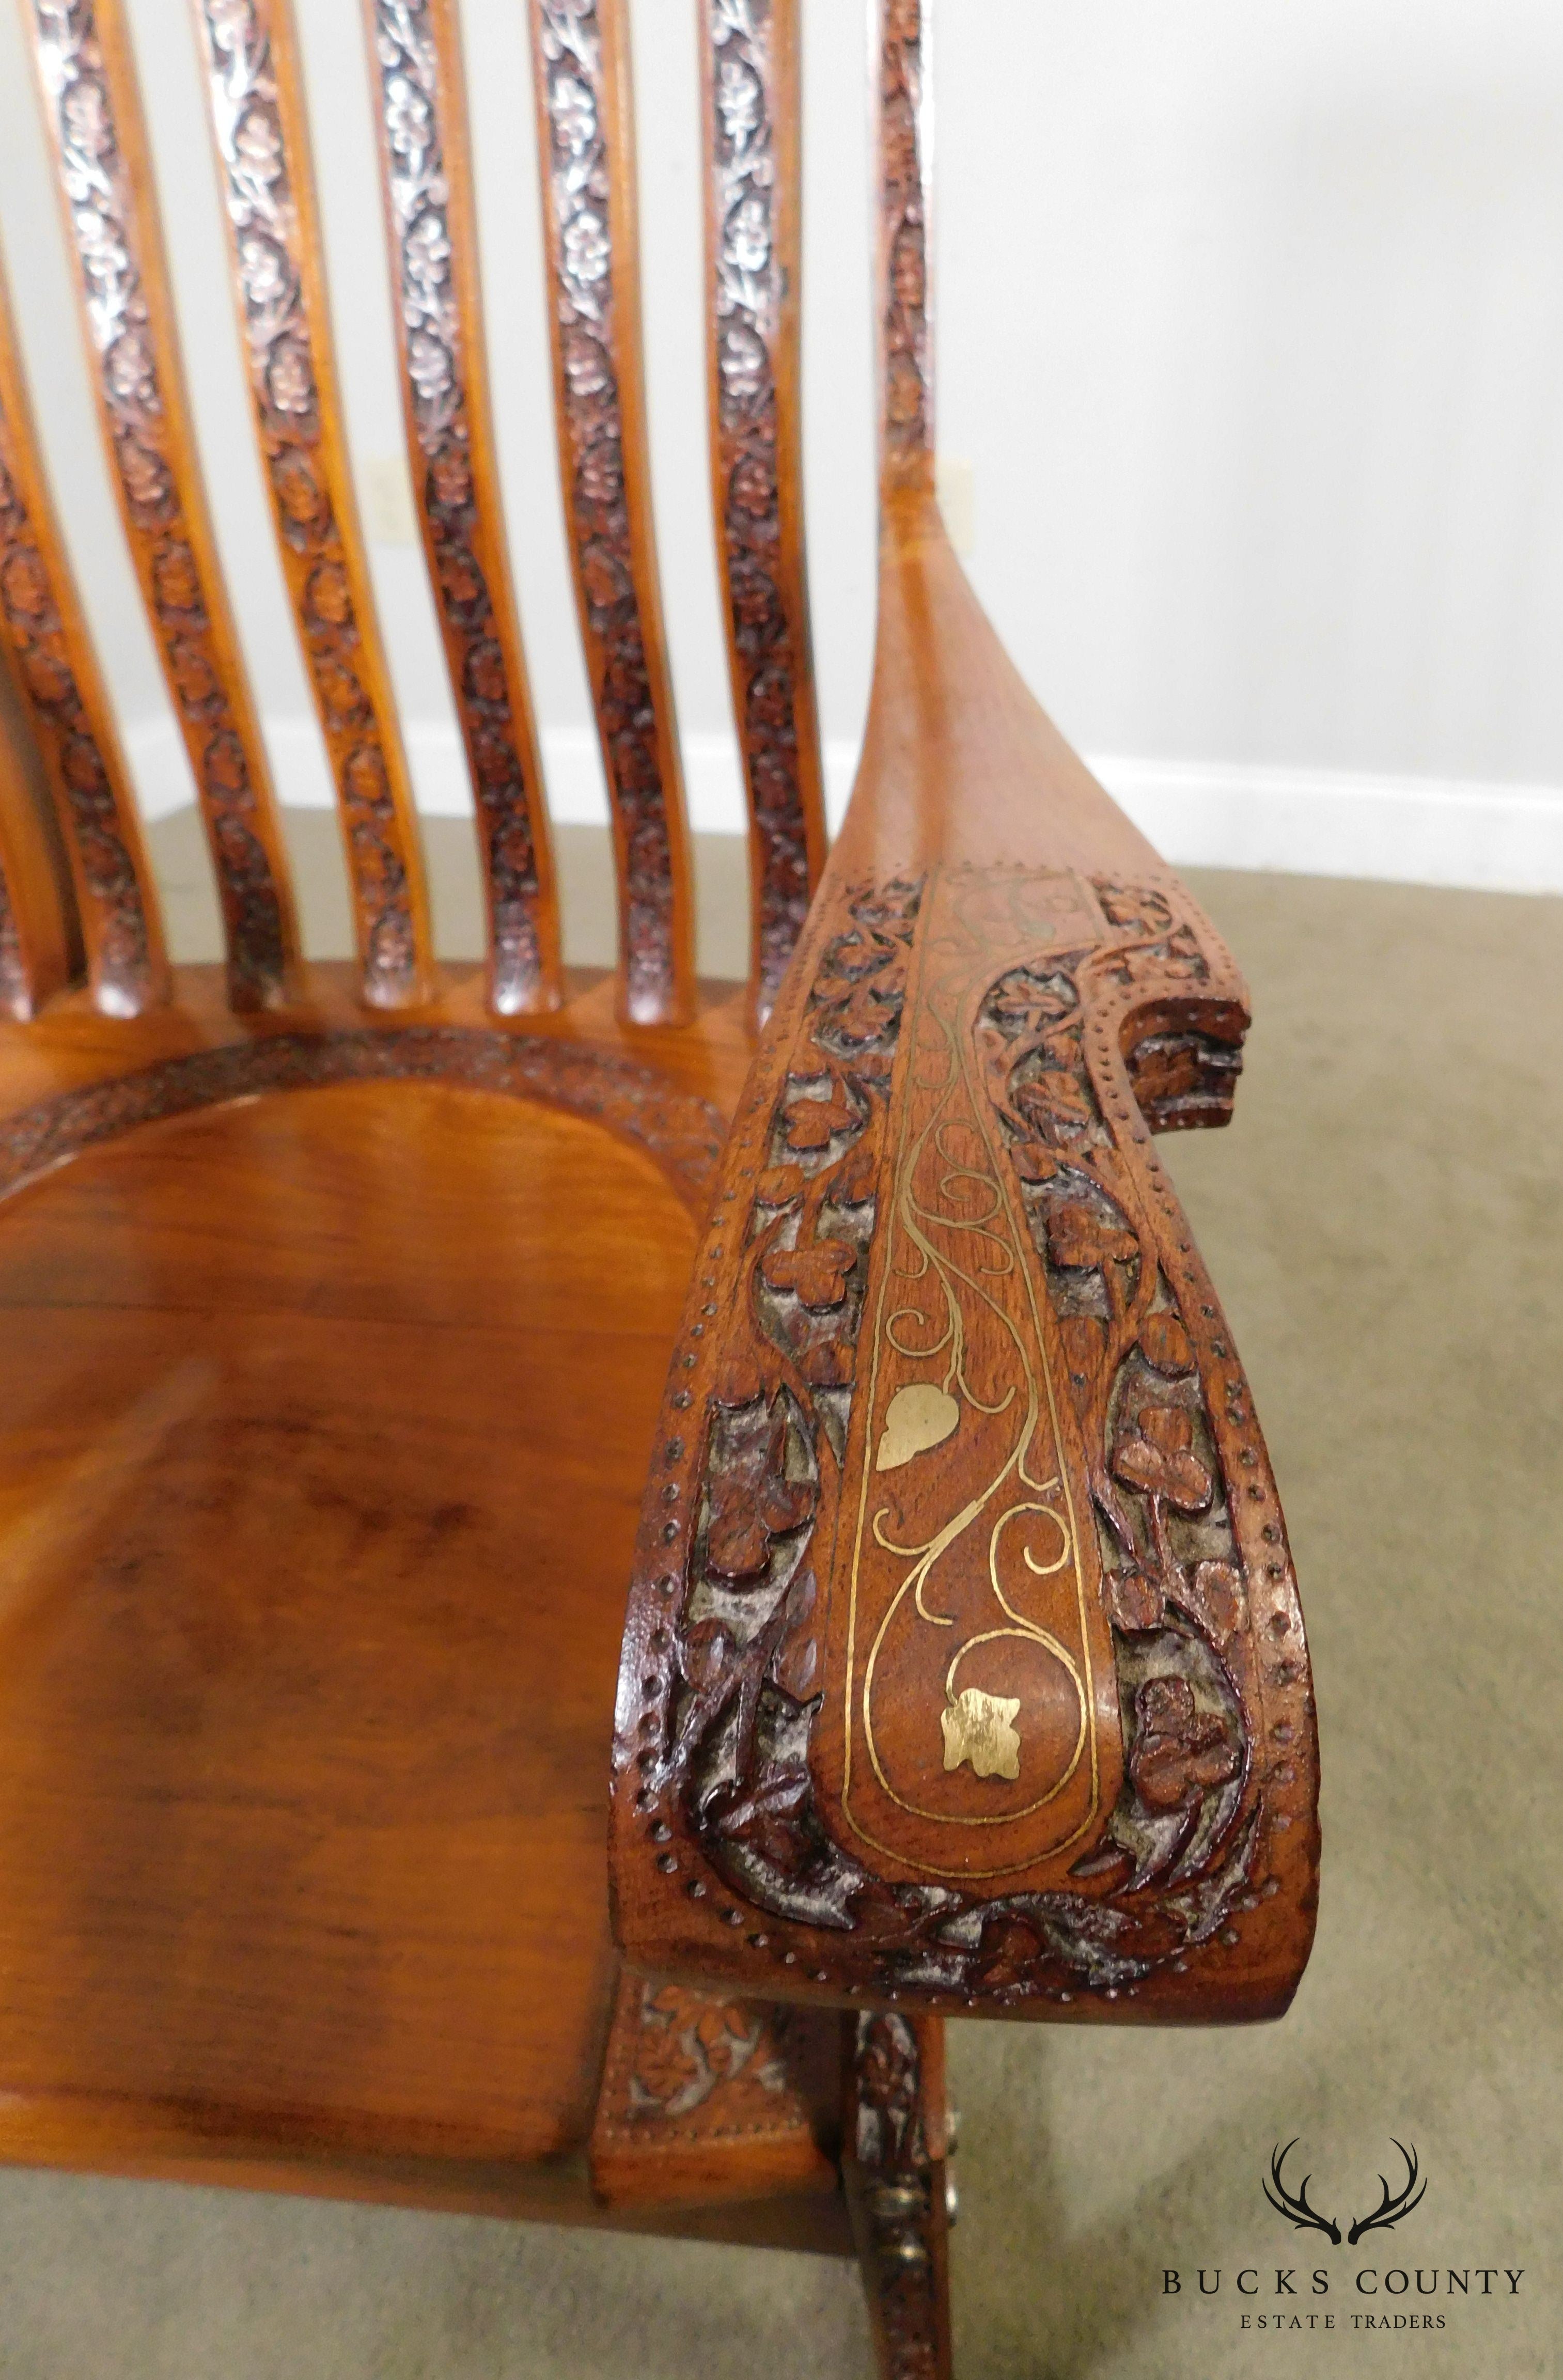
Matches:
[[0, 657, 76, 1021], [701, 0, 824, 1024], [529, 0, 694, 1027], [0, 256, 168, 1016], [365, 0, 562, 1018], [24, 0, 300, 1012], [878, 0, 933, 498], [190, 0, 434, 1012]]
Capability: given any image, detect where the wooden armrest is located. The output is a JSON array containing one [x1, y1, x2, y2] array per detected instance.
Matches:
[[609, 497, 1319, 2025]]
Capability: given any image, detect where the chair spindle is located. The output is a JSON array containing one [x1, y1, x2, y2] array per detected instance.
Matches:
[[0, 252, 167, 1016], [0, 660, 75, 1021], [363, 0, 562, 1017], [878, 0, 933, 498], [189, 0, 434, 1011], [24, 0, 300, 1013], [528, 0, 695, 1027], [700, 0, 824, 1025]]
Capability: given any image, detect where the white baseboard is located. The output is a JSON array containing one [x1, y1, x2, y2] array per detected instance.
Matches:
[[124, 716, 1563, 897]]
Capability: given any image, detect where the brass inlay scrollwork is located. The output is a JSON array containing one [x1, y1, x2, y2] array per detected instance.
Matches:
[[845, 869, 1104, 1870]]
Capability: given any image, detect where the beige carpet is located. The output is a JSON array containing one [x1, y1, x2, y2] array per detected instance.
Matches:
[[0, 842, 1557, 2378]]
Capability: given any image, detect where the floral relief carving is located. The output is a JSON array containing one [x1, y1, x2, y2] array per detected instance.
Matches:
[[534, 0, 684, 1022], [618, 867, 1314, 2017], [370, 0, 552, 1012], [707, 0, 820, 1014], [878, 0, 931, 479], [626, 1979, 788, 2118], [192, 0, 423, 1006], [977, 917, 1252, 1894], [0, 409, 157, 1012], [28, 0, 291, 1005], [851, 2012, 944, 2380]]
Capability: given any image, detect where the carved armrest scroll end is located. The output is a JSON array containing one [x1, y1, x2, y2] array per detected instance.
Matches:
[[612, 862, 1319, 2028]]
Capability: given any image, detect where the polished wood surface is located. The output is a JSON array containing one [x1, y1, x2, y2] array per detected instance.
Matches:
[[22, 0, 299, 1011], [0, 628, 76, 1022], [0, 1065, 693, 2163]]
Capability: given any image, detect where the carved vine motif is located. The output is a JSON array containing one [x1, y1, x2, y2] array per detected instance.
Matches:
[[625, 1977, 788, 2118], [977, 910, 1249, 1897], [879, 0, 931, 481], [534, 0, 683, 1022], [0, 1027, 724, 1216], [617, 867, 1314, 2015], [28, 0, 290, 1006], [707, 0, 819, 1014], [648, 881, 920, 1875], [589, 1963, 838, 2202], [851, 2013, 945, 2380], [193, 0, 422, 1006], [370, 0, 551, 1013], [0, 404, 155, 1012]]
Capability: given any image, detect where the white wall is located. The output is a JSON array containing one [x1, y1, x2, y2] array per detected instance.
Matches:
[[2, 0, 1561, 897]]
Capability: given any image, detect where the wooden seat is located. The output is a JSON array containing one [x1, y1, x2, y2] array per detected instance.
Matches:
[[0, 2, 1320, 2369], [0, 1012, 697, 2166]]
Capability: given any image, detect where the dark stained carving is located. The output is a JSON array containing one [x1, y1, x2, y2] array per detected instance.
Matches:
[[0, 1026, 724, 1217], [26, 0, 294, 1008], [368, 0, 557, 1014], [877, 0, 932, 485], [704, 0, 823, 1017], [191, 0, 428, 1009], [621, 1977, 789, 2118], [588, 1962, 842, 2205], [0, 369, 160, 1014], [846, 2013, 951, 2380], [531, 0, 691, 1025], [612, 865, 1318, 2020]]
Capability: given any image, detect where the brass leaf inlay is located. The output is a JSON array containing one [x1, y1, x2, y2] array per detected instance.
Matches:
[[875, 1382, 959, 1473], [941, 1688, 1022, 1781]]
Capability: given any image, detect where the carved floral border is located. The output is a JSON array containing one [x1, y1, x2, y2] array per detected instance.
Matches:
[[369, 0, 555, 1014], [533, 0, 686, 1024], [193, 0, 426, 1006], [28, 0, 293, 1005], [706, 0, 821, 1016], [0, 363, 158, 1012], [614, 867, 1318, 2018]]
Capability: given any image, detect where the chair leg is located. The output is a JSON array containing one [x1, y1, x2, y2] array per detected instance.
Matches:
[[843, 2011, 954, 2380]]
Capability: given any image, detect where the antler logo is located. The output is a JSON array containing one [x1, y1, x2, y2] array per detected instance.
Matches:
[[1348, 2141, 1427, 2245], [1262, 2139, 1427, 2248], [1262, 2140, 1340, 2244]]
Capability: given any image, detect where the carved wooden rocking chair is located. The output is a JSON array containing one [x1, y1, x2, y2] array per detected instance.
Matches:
[[0, 2, 1319, 2370]]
